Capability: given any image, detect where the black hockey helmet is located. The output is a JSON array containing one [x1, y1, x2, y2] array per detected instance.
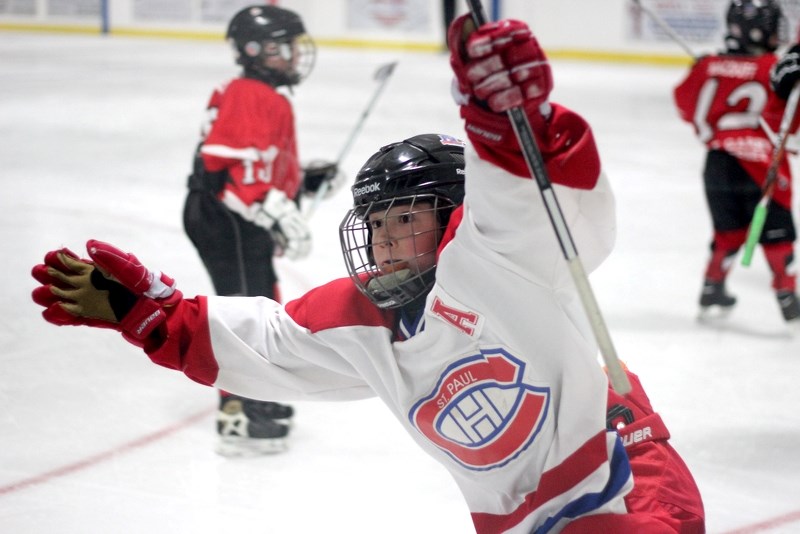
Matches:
[[725, 0, 784, 54], [339, 133, 466, 309], [226, 5, 315, 87]]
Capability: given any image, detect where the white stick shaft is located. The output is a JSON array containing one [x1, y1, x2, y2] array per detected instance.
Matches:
[[763, 82, 800, 193], [568, 258, 629, 393], [335, 62, 397, 165], [631, 0, 697, 59], [305, 62, 397, 220], [778, 83, 800, 146]]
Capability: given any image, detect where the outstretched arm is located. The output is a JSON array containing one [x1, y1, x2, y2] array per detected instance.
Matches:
[[31, 241, 374, 399]]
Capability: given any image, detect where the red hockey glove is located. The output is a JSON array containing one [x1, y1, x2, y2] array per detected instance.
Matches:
[[449, 15, 552, 113], [447, 15, 599, 188], [31, 240, 182, 346]]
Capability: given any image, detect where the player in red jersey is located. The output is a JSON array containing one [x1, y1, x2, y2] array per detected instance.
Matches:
[[674, 0, 800, 322], [183, 5, 344, 456], [33, 14, 704, 533]]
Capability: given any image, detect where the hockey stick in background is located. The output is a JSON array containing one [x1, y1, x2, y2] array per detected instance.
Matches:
[[741, 82, 800, 266], [630, 0, 697, 59], [465, 0, 631, 395], [305, 61, 398, 219]]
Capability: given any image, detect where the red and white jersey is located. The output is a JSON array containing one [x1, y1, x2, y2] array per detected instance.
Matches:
[[147, 106, 633, 533], [674, 54, 794, 208], [199, 77, 302, 210]]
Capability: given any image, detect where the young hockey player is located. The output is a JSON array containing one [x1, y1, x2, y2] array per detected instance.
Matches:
[[32, 14, 704, 533], [674, 0, 800, 323], [183, 5, 344, 455]]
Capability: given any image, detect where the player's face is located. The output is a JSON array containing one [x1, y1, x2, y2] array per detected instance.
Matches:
[[263, 39, 300, 74], [368, 202, 439, 276]]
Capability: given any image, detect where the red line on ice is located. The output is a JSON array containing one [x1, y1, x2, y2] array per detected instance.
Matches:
[[0, 407, 213, 496], [722, 510, 800, 533]]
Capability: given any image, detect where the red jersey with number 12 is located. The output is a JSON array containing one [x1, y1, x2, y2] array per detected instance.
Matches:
[[674, 54, 794, 209]]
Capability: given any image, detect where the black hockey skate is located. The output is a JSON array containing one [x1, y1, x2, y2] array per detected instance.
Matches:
[[777, 291, 800, 322], [698, 280, 736, 321], [216, 395, 294, 457], [699, 280, 736, 308]]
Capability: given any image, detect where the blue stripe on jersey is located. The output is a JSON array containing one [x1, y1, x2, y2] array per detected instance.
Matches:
[[533, 433, 632, 534], [398, 307, 425, 339]]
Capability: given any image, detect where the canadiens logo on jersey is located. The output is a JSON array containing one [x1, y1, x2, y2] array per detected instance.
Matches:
[[409, 348, 550, 471]]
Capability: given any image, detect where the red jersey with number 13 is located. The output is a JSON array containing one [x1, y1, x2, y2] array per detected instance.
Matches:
[[200, 77, 302, 207]]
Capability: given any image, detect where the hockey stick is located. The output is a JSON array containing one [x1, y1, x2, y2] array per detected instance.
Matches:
[[630, 0, 697, 59], [741, 82, 800, 266], [465, 0, 631, 394], [305, 61, 398, 219]]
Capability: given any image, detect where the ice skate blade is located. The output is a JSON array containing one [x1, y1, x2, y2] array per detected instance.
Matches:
[[697, 305, 734, 323], [786, 316, 800, 333], [215, 436, 288, 457]]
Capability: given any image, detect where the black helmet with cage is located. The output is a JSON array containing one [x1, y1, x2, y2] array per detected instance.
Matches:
[[226, 5, 316, 87], [339, 133, 466, 309], [725, 0, 784, 54]]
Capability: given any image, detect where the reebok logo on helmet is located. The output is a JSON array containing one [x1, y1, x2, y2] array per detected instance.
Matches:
[[354, 182, 381, 198]]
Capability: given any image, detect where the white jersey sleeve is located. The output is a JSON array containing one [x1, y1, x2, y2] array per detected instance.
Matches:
[[206, 295, 377, 402]]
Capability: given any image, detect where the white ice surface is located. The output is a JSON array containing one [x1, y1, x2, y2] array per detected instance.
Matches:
[[1, 31, 799, 534]]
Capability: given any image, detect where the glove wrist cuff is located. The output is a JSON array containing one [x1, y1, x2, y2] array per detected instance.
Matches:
[[461, 99, 546, 147], [119, 296, 170, 340]]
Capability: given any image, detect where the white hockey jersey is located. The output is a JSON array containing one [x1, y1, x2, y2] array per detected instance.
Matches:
[[147, 108, 632, 533]]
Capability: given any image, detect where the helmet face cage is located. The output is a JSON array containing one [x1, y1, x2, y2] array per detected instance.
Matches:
[[227, 5, 316, 86], [340, 194, 455, 309], [340, 133, 466, 309], [725, 0, 784, 54]]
